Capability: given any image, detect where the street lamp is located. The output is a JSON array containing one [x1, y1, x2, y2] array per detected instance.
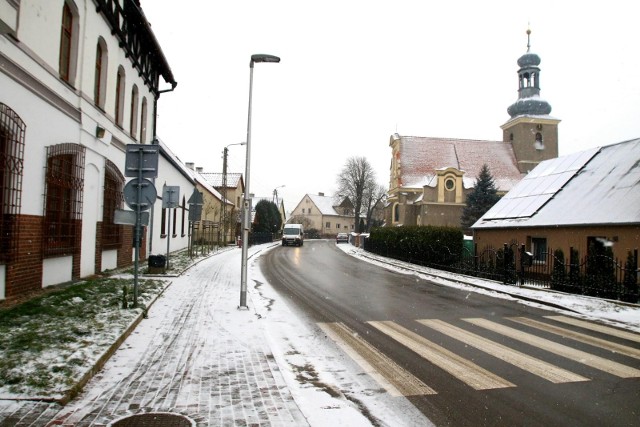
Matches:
[[221, 142, 246, 246], [240, 53, 280, 309]]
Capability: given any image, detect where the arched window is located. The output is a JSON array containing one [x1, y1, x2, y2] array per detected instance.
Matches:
[[393, 203, 400, 223], [102, 160, 123, 248], [535, 132, 544, 150], [94, 38, 108, 108], [44, 143, 85, 256], [181, 196, 186, 236], [115, 66, 125, 127], [130, 85, 139, 138], [160, 208, 167, 237], [140, 97, 148, 143], [59, 2, 79, 84], [0, 104, 25, 262]]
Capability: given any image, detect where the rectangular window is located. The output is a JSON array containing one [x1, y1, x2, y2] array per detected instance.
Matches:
[[302, 208, 305, 214], [326, 222, 330, 228], [531, 237, 547, 263], [336, 223, 340, 229]]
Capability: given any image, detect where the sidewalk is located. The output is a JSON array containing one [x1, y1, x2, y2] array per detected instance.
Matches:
[[1, 244, 398, 427]]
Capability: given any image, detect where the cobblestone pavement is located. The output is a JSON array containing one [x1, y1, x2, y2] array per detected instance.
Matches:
[[0, 247, 309, 426]]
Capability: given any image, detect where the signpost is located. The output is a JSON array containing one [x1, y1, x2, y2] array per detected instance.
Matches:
[[124, 144, 159, 307], [187, 189, 203, 257], [162, 185, 180, 269]]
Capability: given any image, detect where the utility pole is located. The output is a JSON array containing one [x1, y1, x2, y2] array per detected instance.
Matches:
[[221, 147, 228, 245]]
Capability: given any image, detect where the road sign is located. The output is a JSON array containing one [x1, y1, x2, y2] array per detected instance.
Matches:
[[125, 144, 159, 178], [114, 209, 149, 226], [123, 178, 157, 210], [162, 185, 180, 209], [188, 204, 202, 222], [187, 189, 203, 205]]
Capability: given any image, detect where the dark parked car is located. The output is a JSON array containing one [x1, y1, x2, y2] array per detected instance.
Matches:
[[336, 233, 349, 244]]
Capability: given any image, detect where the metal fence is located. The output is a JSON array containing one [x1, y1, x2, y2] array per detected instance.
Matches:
[[364, 240, 639, 304]]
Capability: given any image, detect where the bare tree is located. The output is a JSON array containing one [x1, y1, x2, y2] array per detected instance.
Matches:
[[287, 215, 312, 229], [362, 182, 387, 232], [337, 157, 380, 233]]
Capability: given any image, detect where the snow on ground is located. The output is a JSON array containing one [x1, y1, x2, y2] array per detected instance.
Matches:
[[1, 240, 638, 426], [335, 243, 640, 333]]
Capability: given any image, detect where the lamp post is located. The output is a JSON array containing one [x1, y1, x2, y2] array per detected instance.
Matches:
[[240, 53, 280, 309], [221, 142, 246, 246]]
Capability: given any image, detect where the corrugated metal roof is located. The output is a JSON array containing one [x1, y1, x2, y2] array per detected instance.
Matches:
[[398, 136, 523, 191], [474, 138, 640, 228]]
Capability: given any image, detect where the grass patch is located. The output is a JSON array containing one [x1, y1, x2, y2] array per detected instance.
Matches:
[[0, 277, 166, 397]]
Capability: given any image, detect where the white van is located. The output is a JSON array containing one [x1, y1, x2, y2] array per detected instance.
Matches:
[[282, 224, 304, 246]]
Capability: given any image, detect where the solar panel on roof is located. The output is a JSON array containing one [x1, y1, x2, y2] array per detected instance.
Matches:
[[482, 148, 599, 220]]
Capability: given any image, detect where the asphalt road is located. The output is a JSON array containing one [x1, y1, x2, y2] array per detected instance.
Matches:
[[260, 239, 640, 427]]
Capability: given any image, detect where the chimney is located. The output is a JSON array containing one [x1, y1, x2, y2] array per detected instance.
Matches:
[[196, 167, 203, 173], [318, 192, 324, 196], [185, 162, 195, 170]]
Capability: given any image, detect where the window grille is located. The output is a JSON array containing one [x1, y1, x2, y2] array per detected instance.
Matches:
[[44, 143, 85, 256], [0, 104, 25, 262], [102, 159, 123, 248]]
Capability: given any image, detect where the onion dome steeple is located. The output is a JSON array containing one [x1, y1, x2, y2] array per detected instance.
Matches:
[[507, 28, 552, 118]]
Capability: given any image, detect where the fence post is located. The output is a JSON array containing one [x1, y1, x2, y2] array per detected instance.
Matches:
[[519, 244, 526, 287], [503, 243, 508, 285]]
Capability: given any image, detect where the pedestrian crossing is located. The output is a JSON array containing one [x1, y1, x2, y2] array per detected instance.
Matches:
[[318, 316, 640, 396]]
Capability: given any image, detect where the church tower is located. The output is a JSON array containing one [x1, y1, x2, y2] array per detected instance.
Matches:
[[502, 28, 560, 173]]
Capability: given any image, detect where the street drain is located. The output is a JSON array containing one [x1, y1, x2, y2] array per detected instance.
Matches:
[[109, 412, 194, 427]]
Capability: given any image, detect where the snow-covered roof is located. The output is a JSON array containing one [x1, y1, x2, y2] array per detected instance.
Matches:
[[473, 138, 640, 228], [306, 193, 341, 215], [397, 136, 523, 192]]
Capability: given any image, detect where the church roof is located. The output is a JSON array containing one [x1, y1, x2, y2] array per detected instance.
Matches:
[[396, 135, 524, 192]]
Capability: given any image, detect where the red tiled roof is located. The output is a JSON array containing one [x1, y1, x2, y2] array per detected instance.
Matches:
[[398, 136, 524, 191]]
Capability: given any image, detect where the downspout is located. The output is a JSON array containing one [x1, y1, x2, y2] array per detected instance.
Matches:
[[149, 83, 177, 255]]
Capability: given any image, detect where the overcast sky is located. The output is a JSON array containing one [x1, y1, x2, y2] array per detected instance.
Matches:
[[141, 0, 640, 214]]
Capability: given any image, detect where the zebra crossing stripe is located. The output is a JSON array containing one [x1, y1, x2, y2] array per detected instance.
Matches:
[[317, 322, 436, 396], [509, 317, 640, 360], [417, 319, 589, 384], [545, 315, 640, 344], [465, 318, 640, 378], [368, 321, 515, 390]]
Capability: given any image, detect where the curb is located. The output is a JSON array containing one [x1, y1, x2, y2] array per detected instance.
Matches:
[[357, 251, 583, 314]]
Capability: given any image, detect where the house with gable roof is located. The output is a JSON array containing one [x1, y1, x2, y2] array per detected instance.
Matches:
[[386, 29, 560, 230], [289, 193, 355, 237], [472, 138, 640, 265], [200, 172, 244, 243]]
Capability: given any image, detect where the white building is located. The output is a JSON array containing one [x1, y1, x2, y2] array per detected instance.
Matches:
[[0, 0, 190, 301], [289, 193, 355, 237]]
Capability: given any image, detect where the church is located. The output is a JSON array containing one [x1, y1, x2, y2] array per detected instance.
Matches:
[[385, 30, 560, 230]]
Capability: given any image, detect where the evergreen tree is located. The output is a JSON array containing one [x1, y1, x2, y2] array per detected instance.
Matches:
[[253, 200, 282, 233], [461, 164, 501, 229]]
